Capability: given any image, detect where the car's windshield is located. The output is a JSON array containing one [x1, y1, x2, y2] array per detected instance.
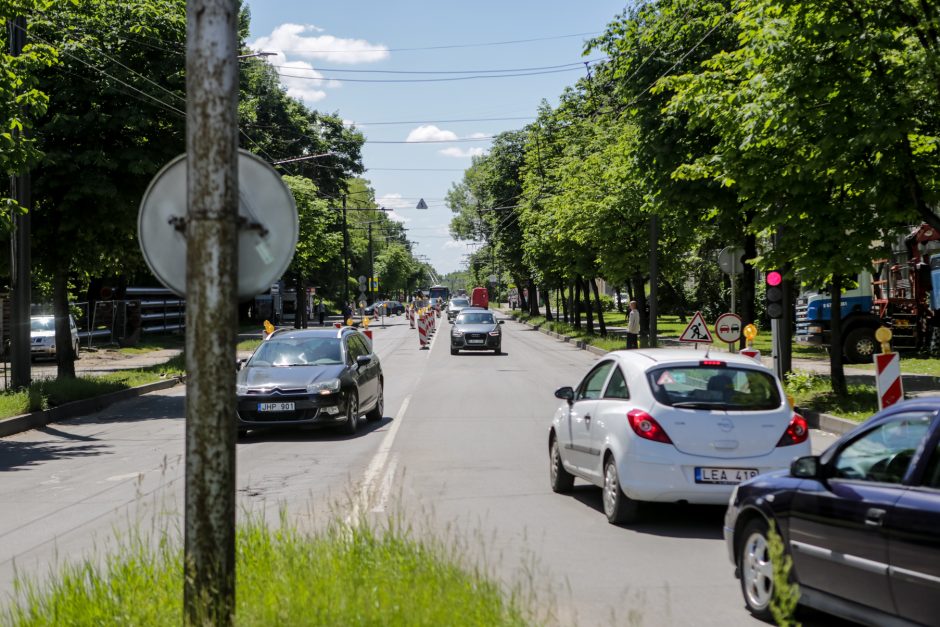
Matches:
[[456, 312, 495, 325], [30, 317, 55, 332], [451, 298, 469, 307], [249, 338, 343, 367], [646, 366, 781, 411]]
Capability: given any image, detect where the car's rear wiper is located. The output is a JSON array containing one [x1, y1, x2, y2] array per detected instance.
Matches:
[[670, 401, 726, 409]]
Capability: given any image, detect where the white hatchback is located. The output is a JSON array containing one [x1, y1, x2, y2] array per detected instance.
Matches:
[[548, 349, 811, 524]]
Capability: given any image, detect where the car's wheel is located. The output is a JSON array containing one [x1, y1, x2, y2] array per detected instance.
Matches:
[[341, 391, 359, 435], [602, 456, 639, 524], [843, 327, 877, 363], [738, 518, 776, 621], [450, 347, 458, 355], [549, 435, 574, 493], [237, 428, 249, 440], [494, 345, 501, 355], [366, 381, 384, 422]]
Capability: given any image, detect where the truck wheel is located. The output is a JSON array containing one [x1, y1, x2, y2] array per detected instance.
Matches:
[[844, 327, 877, 363]]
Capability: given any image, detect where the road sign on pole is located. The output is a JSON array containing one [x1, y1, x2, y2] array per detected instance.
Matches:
[[714, 312, 742, 347], [679, 312, 713, 344]]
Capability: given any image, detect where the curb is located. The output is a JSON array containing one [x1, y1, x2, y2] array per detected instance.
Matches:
[[0, 377, 184, 438], [796, 407, 859, 436], [505, 312, 864, 437]]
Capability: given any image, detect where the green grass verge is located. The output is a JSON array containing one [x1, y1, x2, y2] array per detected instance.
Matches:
[[115, 335, 184, 355], [236, 338, 263, 353], [0, 355, 185, 421], [785, 371, 878, 422], [850, 356, 940, 377], [4, 518, 533, 627]]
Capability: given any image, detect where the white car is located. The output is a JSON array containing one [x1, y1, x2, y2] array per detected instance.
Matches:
[[30, 315, 80, 359], [548, 349, 810, 524]]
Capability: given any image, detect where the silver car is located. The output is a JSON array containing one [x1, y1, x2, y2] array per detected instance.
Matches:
[[450, 309, 503, 355], [446, 297, 470, 321], [30, 315, 80, 359]]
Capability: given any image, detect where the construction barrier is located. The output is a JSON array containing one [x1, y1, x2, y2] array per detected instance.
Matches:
[[363, 328, 373, 341], [417, 311, 428, 349], [740, 347, 761, 362], [333, 321, 342, 329], [409, 306, 415, 329], [875, 352, 903, 410]]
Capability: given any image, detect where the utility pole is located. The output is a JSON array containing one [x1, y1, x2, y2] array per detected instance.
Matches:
[[368, 221, 374, 304], [342, 194, 349, 307], [8, 16, 30, 389], [184, 1, 238, 624]]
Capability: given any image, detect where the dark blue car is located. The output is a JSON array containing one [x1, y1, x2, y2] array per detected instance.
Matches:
[[724, 398, 940, 626]]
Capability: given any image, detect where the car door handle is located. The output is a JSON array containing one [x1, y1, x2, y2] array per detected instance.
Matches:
[[865, 508, 887, 527]]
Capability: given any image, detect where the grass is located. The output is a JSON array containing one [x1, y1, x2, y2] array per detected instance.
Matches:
[[850, 356, 940, 377], [236, 338, 263, 353], [3, 516, 534, 627], [0, 355, 185, 421], [115, 335, 184, 355], [784, 370, 878, 422]]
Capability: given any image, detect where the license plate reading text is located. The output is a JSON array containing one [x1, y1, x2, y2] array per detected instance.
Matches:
[[258, 402, 295, 412], [695, 467, 758, 485]]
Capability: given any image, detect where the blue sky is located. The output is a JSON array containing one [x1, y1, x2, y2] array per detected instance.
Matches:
[[244, 1, 628, 275]]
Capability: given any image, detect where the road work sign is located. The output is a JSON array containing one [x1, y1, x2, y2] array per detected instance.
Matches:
[[679, 312, 713, 344], [714, 313, 742, 344]]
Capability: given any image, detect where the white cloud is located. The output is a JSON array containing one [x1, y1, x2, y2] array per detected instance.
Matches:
[[376, 194, 411, 223], [271, 58, 328, 102], [466, 132, 490, 139], [406, 125, 459, 143], [439, 147, 486, 158], [443, 240, 469, 249], [249, 24, 389, 64]]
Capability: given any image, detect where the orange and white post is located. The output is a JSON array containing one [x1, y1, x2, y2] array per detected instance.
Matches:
[[874, 327, 904, 410], [417, 309, 428, 349]]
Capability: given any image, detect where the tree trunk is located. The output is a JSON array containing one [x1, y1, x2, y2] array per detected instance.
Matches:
[[633, 274, 649, 342], [739, 232, 757, 349], [514, 276, 527, 311], [582, 277, 595, 334], [527, 279, 540, 316], [561, 285, 569, 323], [615, 286, 624, 314], [544, 284, 553, 321], [830, 274, 848, 396], [573, 280, 582, 330], [53, 270, 76, 379], [591, 277, 607, 335]]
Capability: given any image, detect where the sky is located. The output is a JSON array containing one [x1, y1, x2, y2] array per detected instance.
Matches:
[[243, 1, 629, 275]]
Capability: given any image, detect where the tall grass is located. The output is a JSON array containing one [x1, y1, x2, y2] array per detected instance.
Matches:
[[4, 516, 534, 627]]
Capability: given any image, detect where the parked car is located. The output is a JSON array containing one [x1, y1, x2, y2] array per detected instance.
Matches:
[[450, 309, 503, 354], [725, 398, 940, 626], [446, 297, 471, 321], [30, 314, 80, 360], [364, 300, 404, 316], [235, 327, 383, 436], [549, 349, 810, 524]]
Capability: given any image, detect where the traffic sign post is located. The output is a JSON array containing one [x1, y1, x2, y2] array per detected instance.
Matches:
[[679, 312, 713, 345], [714, 312, 742, 352]]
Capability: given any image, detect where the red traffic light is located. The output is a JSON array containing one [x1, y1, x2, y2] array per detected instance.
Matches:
[[766, 270, 783, 287]]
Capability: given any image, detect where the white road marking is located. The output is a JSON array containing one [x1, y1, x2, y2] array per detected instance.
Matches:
[[349, 394, 410, 522], [105, 472, 143, 482], [371, 454, 398, 513]]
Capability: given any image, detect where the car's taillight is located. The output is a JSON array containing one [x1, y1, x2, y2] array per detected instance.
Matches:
[[777, 413, 808, 446], [627, 409, 673, 444]]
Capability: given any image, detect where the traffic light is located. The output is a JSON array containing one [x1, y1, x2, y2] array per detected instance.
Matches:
[[765, 270, 784, 319]]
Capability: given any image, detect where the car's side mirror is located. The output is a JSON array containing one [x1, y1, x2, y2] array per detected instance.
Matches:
[[554, 386, 575, 404], [790, 455, 821, 479], [236, 358, 247, 371], [356, 354, 372, 367]]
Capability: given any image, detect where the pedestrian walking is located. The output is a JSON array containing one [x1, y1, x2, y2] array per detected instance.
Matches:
[[317, 299, 326, 326], [626, 300, 640, 349], [342, 302, 352, 324]]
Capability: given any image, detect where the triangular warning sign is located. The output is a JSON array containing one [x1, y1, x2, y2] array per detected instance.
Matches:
[[679, 311, 713, 343]]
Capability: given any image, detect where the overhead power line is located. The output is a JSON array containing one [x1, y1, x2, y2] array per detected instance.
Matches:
[[350, 116, 534, 126], [268, 30, 601, 54], [268, 60, 602, 75], [275, 66, 584, 83]]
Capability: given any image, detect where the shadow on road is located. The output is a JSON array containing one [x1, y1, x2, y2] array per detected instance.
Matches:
[[0, 434, 108, 472], [238, 415, 392, 444], [77, 394, 185, 425]]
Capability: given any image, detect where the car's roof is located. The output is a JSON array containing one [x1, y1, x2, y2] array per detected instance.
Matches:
[[458, 306, 489, 311], [607, 348, 772, 370], [268, 328, 354, 341]]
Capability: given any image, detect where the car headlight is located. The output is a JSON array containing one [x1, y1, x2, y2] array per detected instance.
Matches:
[[236, 383, 249, 395], [452, 329, 464, 336], [307, 378, 341, 395]]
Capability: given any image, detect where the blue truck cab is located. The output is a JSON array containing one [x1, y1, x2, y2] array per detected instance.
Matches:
[[795, 271, 883, 363]]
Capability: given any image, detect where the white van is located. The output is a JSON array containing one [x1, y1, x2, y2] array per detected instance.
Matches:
[[30, 315, 80, 359]]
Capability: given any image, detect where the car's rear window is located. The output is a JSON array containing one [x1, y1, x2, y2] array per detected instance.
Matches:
[[249, 338, 343, 367], [456, 312, 495, 324], [646, 366, 781, 411], [31, 317, 55, 331], [452, 299, 469, 306]]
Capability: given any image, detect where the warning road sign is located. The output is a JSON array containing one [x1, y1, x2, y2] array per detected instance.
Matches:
[[679, 312, 713, 344], [714, 313, 742, 344]]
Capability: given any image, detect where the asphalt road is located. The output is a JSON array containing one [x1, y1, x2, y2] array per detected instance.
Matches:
[[0, 312, 843, 625]]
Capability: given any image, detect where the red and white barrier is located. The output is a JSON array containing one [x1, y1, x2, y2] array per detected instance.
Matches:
[[409, 307, 415, 329], [362, 328, 373, 341], [739, 347, 761, 362], [417, 312, 428, 349], [875, 352, 904, 410]]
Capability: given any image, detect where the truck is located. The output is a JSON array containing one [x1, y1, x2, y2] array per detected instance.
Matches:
[[795, 223, 940, 362]]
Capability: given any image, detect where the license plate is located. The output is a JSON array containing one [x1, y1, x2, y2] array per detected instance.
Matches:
[[694, 467, 758, 485], [467, 339, 484, 344], [258, 402, 295, 412]]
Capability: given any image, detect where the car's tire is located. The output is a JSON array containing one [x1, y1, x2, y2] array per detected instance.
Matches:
[[737, 518, 776, 621], [366, 381, 384, 422], [341, 391, 359, 435], [549, 435, 575, 493], [602, 456, 639, 524], [237, 427, 249, 439], [494, 345, 501, 355], [450, 347, 458, 355], [843, 327, 877, 363]]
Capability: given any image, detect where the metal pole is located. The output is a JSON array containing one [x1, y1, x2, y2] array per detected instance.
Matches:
[[184, 1, 238, 624], [342, 195, 349, 308], [729, 275, 736, 353], [648, 215, 659, 347], [8, 16, 31, 389], [368, 221, 374, 305]]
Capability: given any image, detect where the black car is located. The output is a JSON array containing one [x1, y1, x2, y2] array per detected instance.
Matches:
[[725, 398, 940, 626], [450, 309, 503, 354], [364, 300, 405, 316], [235, 327, 383, 436]]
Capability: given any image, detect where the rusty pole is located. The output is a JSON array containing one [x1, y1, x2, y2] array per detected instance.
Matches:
[[184, 1, 239, 624]]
